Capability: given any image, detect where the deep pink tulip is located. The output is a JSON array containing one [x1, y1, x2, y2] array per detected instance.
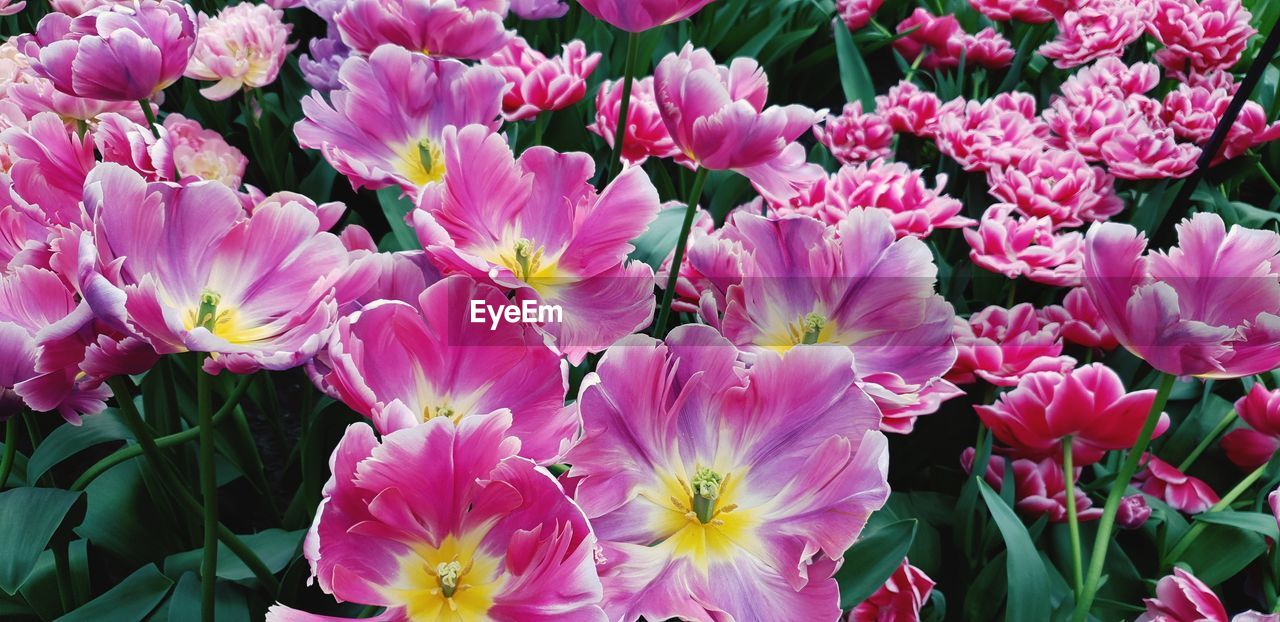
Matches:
[[1083, 212, 1280, 378], [1038, 0, 1152, 68], [1, 111, 96, 227], [962, 447, 1102, 523], [849, 560, 935, 622], [1135, 454, 1219, 514], [653, 44, 822, 203], [185, 3, 295, 101], [510, 0, 566, 19], [893, 9, 1013, 70], [1162, 74, 1280, 163], [879, 379, 965, 434], [587, 76, 680, 165], [968, 0, 1052, 23], [1117, 494, 1152, 529], [576, 0, 716, 32], [1220, 383, 1280, 470], [482, 36, 600, 122], [0, 40, 147, 124], [813, 102, 894, 165], [875, 80, 943, 138], [965, 206, 1085, 287], [1148, 0, 1255, 77], [837, 0, 884, 31], [17, 0, 196, 102], [986, 148, 1122, 229], [1039, 287, 1120, 350], [948, 303, 1075, 386], [1138, 568, 1229, 622], [934, 93, 1048, 172], [334, 0, 510, 59]]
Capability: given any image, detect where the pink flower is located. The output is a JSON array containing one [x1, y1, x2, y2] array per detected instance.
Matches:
[[47, 0, 130, 15], [1044, 86, 1163, 162], [1083, 212, 1280, 378], [295, 45, 505, 192], [837, 0, 885, 31], [1038, 0, 1153, 68], [244, 190, 347, 233], [654, 44, 823, 203], [0, 0, 25, 14], [879, 379, 965, 434], [934, 93, 1048, 172], [162, 113, 248, 188], [566, 325, 890, 621], [1271, 487, 1280, 531], [892, 10, 1014, 69], [334, 0, 511, 59], [510, 0, 567, 19], [1162, 76, 1280, 162], [965, 206, 1085, 287], [962, 448, 1103, 522], [875, 80, 943, 137], [849, 560, 935, 622], [1135, 454, 1219, 514], [1095, 120, 1201, 179], [483, 37, 600, 122], [325, 276, 577, 464], [1220, 383, 1280, 470], [1148, 0, 1255, 76], [575, 0, 716, 32], [801, 160, 971, 240], [962, 28, 1015, 68], [948, 303, 1076, 386], [0, 41, 146, 124], [968, 0, 1052, 23], [298, 37, 349, 92], [17, 0, 196, 101], [714, 210, 958, 412], [587, 76, 680, 165], [265, 413, 605, 621], [975, 362, 1166, 465], [414, 126, 660, 365], [1138, 568, 1229, 622], [1039, 287, 1120, 350], [986, 148, 1122, 228], [1, 111, 96, 227], [657, 209, 738, 316], [1118, 494, 1152, 529], [813, 102, 894, 165], [184, 3, 295, 101], [78, 163, 348, 374]]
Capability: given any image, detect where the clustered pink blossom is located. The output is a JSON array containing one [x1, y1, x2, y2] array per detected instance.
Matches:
[[587, 75, 680, 164], [482, 36, 601, 122], [893, 9, 1015, 70], [965, 206, 1085, 287], [875, 80, 943, 137], [1148, 0, 1256, 77], [837, 0, 885, 31], [184, 3, 295, 101], [813, 102, 894, 165]]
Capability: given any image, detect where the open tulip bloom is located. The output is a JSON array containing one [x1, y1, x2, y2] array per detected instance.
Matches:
[[5, 0, 1280, 621]]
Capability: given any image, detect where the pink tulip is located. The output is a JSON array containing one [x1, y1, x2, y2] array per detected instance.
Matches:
[[1096, 120, 1201, 180], [962, 448, 1102, 523], [265, 413, 606, 621], [295, 45, 505, 192], [893, 9, 1014, 70], [1083, 212, 1280, 378], [1, 111, 96, 228], [1135, 454, 1219, 514], [161, 113, 248, 188], [1148, 0, 1255, 77], [963, 29, 1015, 68], [948, 303, 1076, 386], [1117, 494, 1152, 529], [0, 187, 49, 272], [813, 102, 894, 165], [1043, 57, 1163, 161], [1039, 287, 1120, 350], [576, 0, 716, 32], [875, 80, 943, 138], [1138, 568, 1229, 621], [78, 163, 348, 374], [414, 125, 660, 365], [837, 0, 885, 31], [849, 560, 935, 622], [965, 206, 1085, 287], [1163, 74, 1280, 163], [243, 190, 346, 234], [587, 75, 680, 165], [1271, 487, 1280, 531], [334, 0, 510, 59], [47, 0, 130, 15], [879, 379, 965, 434], [510, 0, 566, 19], [17, 0, 196, 101], [985, 148, 1122, 228], [185, 3, 295, 101], [0, 0, 24, 14], [1038, 0, 1152, 68], [975, 362, 1166, 465], [934, 93, 1048, 172], [298, 37, 348, 92], [968, 0, 1052, 23], [653, 44, 823, 203], [482, 36, 600, 122], [656, 209, 736, 316], [566, 325, 889, 621], [0, 40, 145, 124], [1220, 383, 1280, 470]]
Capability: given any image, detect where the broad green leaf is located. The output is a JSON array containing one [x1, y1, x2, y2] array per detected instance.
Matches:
[[835, 518, 917, 608], [0, 488, 84, 595], [27, 411, 132, 483], [163, 572, 250, 622], [833, 20, 876, 109], [978, 481, 1051, 621], [163, 529, 304, 583], [376, 187, 419, 252], [628, 205, 690, 270], [1179, 523, 1267, 585], [56, 564, 172, 622], [1194, 511, 1280, 540]]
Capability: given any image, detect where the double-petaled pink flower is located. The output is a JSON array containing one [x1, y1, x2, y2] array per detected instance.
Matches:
[[483, 36, 600, 122], [1138, 568, 1280, 621], [1134, 454, 1219, 514], [92, 112, 247, 189], [1084, 212, 1280, 378], [654, 44, 823, 203], [962, 448, 1102, 522], [566, 325, 890, 621], [1039, 287, 1120, 350], [813, 102, 893, 165], [786, 160, 970, 240], [1148, 0, 1255, 77], [414, 125, 660, 365], [510, 0, 566, 19], [1, 111, 96, 227], [266, 413, 606, 621], [986, 148, 1122, 228], [587, 75, 680, 165], [893, 9, 1014, 70], [949, 303, 1076, 386], [875, 80, 943, 137], [965, 206, 1085, 287], [296, 45, 505, 192], [576, 0, 716, 32], [1043, 58, 1164, 162], [334, 0, 511, 59], [837, 0, 884, 31], [1220, 383, 1280, 470], [0, 40, 146, 124], [849, 560, 935, 622], [934, 92, 1048, 172], [1038, 0, 1152, 68], [184, 2, 295, 101], [968, 0, 1052, 23], [1163, 74, 1280, 163], [17, 0, 196, 101]]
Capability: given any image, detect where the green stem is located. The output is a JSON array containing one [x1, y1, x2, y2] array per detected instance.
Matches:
[[1176, 409, 1237, 472], [1166, 461, 1270, 564], [605, 31, 640, 183], [1074, 372, 1176, 622], [53, 539, 74, 612], [653, 167, 710, 337], [197, 362, 216, 622], [1064, 436, 1084, 597], [138, 100, 160, 139], [0, 418, 15, 490], [1257, 162, 1280, 196]]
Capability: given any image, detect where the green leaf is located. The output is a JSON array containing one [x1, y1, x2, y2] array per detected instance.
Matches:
[[1179, 523, 1267, 585], [163, 572, 249, 622], [56, 564, 172, 622], [978, 480, 1051, 621], [833, 19, 876, 109], [163, 529, 303, 582], [835, 518, 917, 608], [27, 411, 132, 483], [1194, 511, 1280, 540], [628, 205, 690, 270], [376, 187, 419, 252], [0, 488, 84, 595]]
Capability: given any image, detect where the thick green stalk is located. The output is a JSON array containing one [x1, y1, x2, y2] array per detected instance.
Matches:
[[197, 363, 216, 622], [1064, 436, 1084, 596], [1166, 461, 1270, 563], [138, 100, 160, 139], [653, 167, 710, 337], [1176, 409, 1237, 471], [1074, 372, 1176, 622], [604, 31, 641, 183], [53, 539, 74, 612]]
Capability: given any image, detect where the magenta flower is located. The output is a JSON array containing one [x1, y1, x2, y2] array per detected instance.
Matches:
[[0, 40, 145, 123], [0, 0, 24, 15], [184, 3, 295, 101], [893, 9, 1013, 70], [325, 276, 577, 464], [1095, 119, 1201, 179], [161, 113, 248, 188], [1038, 0, 1152, 68], [837, 0, 885, 31], [986, 147, 1122, 228], [1220, 383, 1280, 470], [965, 206, 1085, 287], [948, 303, 1076, 386], [566, 325, 889, 621], [47, 0, 130, 15], [875, 80, 943, 138], [78, 163, 348, 374], [1, 111, 96, 227], [1162, 74, 1280, 163], [1117, 494, 1152, 529], [1148, 0, 1255, 77], [587, 76, 680, 165], [482, 36, 600, 122], [1134, 454, 1219, 514], [975, 363, 1166, 465], [934, 93, 1048, 172], [813, 102, 893, 165], [265, 413, 606, 621], [576, 0, 716, 32], [1135, 568, 1280, 622], [879, 379, 965, 434], [414, 125, 660, 365], [510, 0, 567, 19], [968, 0, 1052, 23], [962, 448, 1102, 523], [1084, 212, 1280, 378], [1039, 287, 1120, 350], [334, 0, 510, 59], [295, 45, 505, 192], [17, 0, 196, 101], [850, 560, 935, 622], [654, 44, 823, 203]]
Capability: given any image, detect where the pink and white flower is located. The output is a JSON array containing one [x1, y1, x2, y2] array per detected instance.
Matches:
[[849, 560, 935, 622], [483, 37, 600, 122], [964, 206, 1085, 287], [813, 102, 893, 165], [1134, 454, 1219, 514], [184, 2, 295, 101], [949, 303, 1076, 386], [334, 0, 511, 59], [587, 76, 680, 165]]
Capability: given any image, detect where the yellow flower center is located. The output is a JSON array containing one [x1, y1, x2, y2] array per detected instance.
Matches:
[[493, 238, 564, 295], [385, 535, 502, 621], [397, 139, 446, 188], [644, 466, 762, 571], [183, 289, 270, 344]]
